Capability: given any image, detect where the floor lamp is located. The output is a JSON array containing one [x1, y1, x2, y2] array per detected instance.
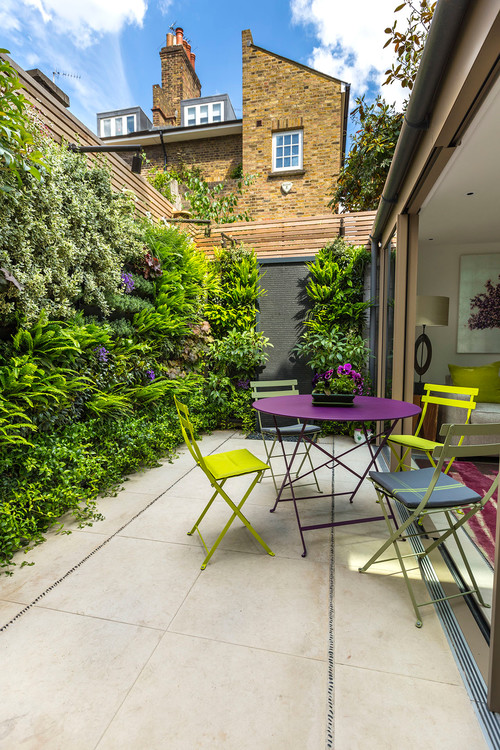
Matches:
[[414, 295, 449, 395]]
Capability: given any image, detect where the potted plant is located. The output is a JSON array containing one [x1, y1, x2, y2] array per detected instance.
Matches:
[[311, 363, 364, 406]]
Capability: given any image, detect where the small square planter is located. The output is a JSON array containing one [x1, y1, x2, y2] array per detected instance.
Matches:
[[311, 392, 355, 407]]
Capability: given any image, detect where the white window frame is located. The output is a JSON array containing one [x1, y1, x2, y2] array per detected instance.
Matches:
[[184, 101, 225, 127], [100, 114, 136, 137], [272, 129, 303, 172]]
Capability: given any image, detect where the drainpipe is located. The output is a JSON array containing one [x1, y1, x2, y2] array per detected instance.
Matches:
[[341, 83, 350, 169], [159, 130, 167, 168], [370, 0, 470, 245]]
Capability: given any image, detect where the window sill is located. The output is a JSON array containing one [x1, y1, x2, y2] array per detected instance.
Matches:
[[267, 170, 306, 180]]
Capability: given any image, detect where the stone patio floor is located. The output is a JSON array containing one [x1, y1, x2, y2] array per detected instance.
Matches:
[[0, 431, 488, 749]]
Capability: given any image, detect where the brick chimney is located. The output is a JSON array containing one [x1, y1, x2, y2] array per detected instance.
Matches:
[[152, 28, 201, 127]]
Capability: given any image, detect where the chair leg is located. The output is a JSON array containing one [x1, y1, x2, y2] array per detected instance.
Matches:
[[187, 484, 222, 537], [196, 472, 275, 570], [258, 435, 281, 493], [389, 442, 412, 472], [359, 491, 421, 573], [420, 508, 489, 608], [359, 492, 424, 626], [293, 433, 321, 492]]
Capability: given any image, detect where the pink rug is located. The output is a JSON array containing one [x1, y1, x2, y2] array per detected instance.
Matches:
[[416, 457, 498, 567], [447, 461, 498, 568]]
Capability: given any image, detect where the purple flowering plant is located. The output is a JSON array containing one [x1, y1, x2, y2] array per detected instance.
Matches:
[[312, 363, 363, 396], [121, 272, 135, 294], [94, 346, 109, 364]]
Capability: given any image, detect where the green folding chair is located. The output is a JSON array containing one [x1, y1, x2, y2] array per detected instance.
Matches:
[[388, 383, 478, 473], [174, 396, 275, 570], [250, 379, 321, 493], [359, 422, 500, 627]]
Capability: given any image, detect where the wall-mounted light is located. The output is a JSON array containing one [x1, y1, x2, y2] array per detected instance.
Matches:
[[68, 143, 143, 174]]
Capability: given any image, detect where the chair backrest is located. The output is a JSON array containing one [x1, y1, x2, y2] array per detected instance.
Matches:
[[250, 379, 300, 430], [421, 422, 500, 511], [414, 383, 479, 439], [173, 396, 207, 472], [250, 379, 300, 399]]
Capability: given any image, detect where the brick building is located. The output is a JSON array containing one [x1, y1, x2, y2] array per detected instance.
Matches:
[[98, 27, 349, 219]]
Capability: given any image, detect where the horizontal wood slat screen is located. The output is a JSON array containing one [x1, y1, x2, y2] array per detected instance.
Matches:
[[195, 212, 376, 258], [4, 54, 188, 225]]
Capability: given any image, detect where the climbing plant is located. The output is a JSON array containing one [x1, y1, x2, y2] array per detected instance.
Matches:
[[146, 164, 254, 224]]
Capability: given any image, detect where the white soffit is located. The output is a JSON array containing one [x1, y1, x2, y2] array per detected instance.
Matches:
[[419, 72, 500, 246]]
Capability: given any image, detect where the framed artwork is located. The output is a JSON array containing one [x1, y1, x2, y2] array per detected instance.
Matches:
[[457, 253, 500, 353]]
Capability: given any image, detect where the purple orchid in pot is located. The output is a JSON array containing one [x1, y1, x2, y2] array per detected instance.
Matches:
[[311, 363, 364, 406]]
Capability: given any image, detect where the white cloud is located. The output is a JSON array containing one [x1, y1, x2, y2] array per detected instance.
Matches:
[[158, 0, 174, 15], [3, 0, 138, 131], [0, 3, 22, 33], [24, 0, 147, 48], [290, 0, 408, 108]]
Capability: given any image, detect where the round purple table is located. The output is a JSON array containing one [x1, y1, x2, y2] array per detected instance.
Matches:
[[253, 394, 419, 424], [253, 394, 421, 557]]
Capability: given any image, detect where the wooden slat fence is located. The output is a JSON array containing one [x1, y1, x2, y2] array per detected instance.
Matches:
[[4, 53, 186, 225], [195, 212, 376, 258]]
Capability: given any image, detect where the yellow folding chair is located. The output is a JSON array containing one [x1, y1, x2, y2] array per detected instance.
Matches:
[[388, 383, 478, 473], [250, 379, 321, 493], [174, 396, 275, 570], [360, 422, 500, 627]]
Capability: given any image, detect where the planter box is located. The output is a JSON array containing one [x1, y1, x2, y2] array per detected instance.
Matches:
[[311, 393, 355, 407]]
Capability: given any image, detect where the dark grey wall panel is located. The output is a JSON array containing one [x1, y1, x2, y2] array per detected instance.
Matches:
[[256, 259, 313, 395]]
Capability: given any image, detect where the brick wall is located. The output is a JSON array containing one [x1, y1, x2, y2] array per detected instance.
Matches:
[[140, 133, 242, 182], [152, 41, 201, 127], [240, 29, 345, 219]]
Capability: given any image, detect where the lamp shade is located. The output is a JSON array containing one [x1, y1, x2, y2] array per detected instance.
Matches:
[[415, 296, 449, 327]]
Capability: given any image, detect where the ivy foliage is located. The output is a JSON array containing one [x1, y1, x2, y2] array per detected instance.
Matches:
[[0, 134, 144, 323], [0, 51, 47, 191]]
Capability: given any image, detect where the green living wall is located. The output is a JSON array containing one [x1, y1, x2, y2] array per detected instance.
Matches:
[[0, 89, 270, 572]]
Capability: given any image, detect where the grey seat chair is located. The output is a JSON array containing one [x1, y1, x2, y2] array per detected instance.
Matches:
[[359, 422, 500, 627], [250, 379, 321, 492]]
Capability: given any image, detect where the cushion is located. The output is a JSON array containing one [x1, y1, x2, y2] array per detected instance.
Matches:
[[369, 467, 481, 509], [448, 362, 500, 403], [261, 423, 321, 435]]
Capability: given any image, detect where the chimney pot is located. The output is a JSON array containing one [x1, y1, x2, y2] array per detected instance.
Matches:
[[190, 53, 196, 70], [175, 27, 183, 45], [166, 33, 173, 46]]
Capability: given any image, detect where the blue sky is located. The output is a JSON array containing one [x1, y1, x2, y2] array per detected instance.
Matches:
[[2, 0, 406, 145]]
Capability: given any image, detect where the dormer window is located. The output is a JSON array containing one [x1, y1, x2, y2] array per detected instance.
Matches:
[[99, 113, 136, 137], [185, 101, 225, 126], [272, 130, 303, 172]]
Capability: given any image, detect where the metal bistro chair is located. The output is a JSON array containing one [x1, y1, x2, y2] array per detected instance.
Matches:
[[359, 422, 500, 627], [250, 379, 321, 493], [388, 383, 478, 473], [174, 396, 275, 570]]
